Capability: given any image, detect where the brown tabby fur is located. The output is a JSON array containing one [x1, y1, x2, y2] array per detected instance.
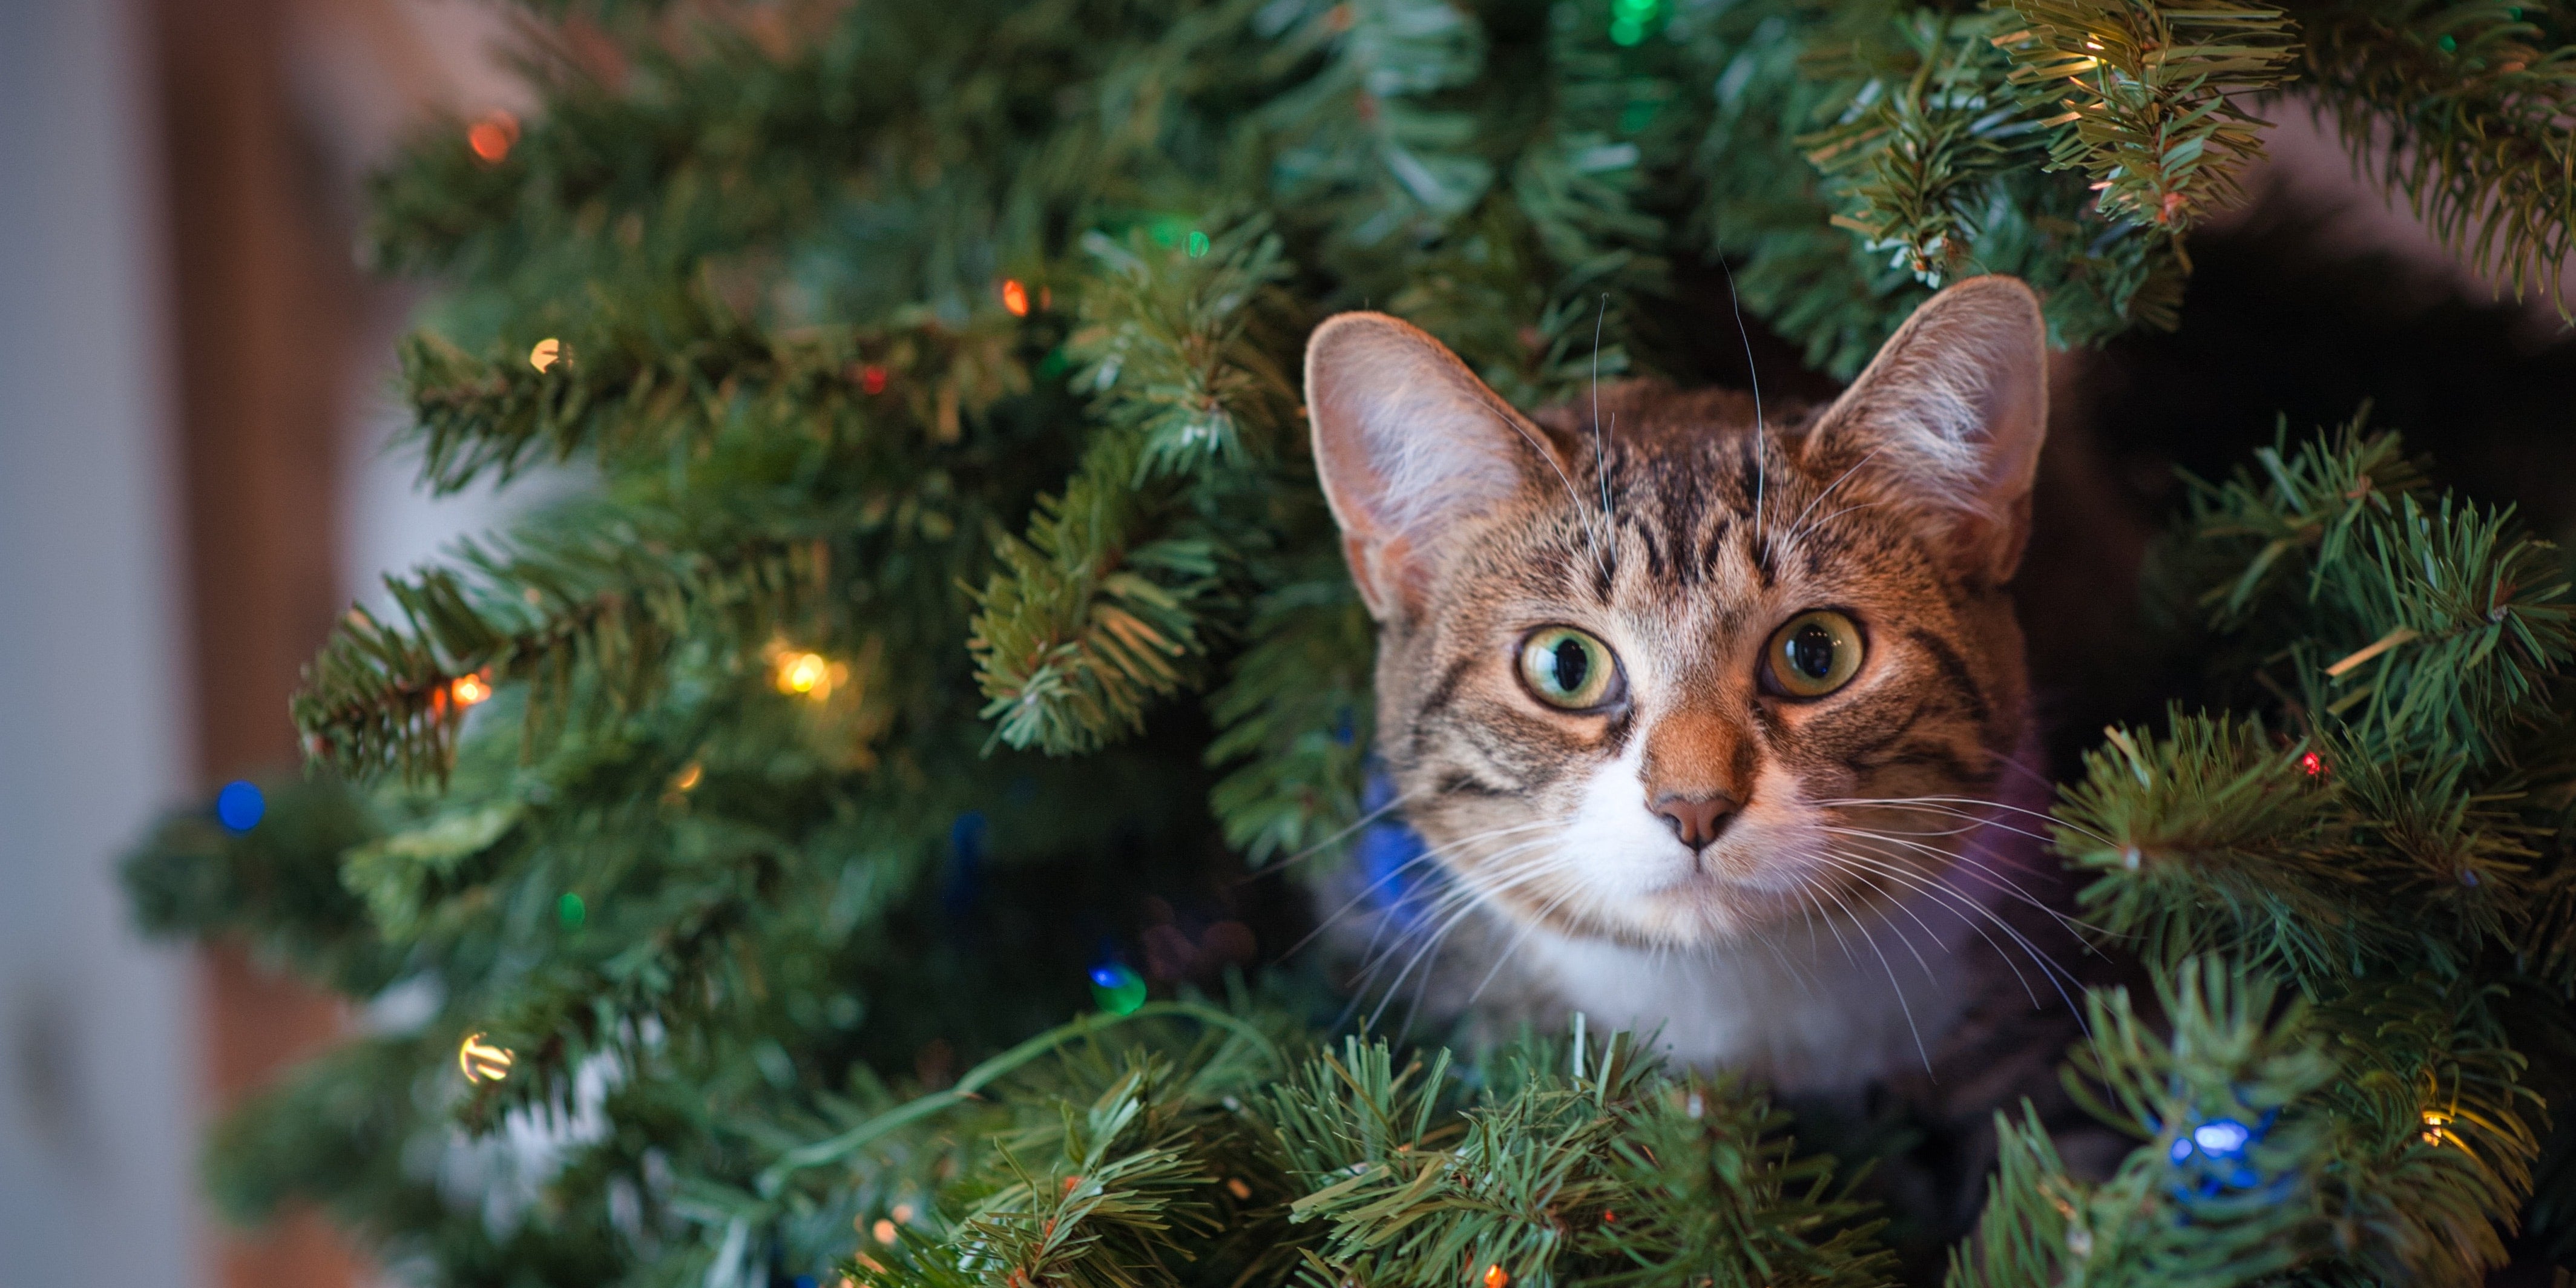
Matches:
[[1370, 376, 2036, 949], [1306, 280, 2118, 1239]]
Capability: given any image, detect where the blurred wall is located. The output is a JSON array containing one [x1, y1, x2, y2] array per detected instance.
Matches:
[[1, 1, 522, 1283], [0, 0, 201, 1282]]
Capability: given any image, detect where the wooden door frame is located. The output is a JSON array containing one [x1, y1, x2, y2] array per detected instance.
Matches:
[[150, 1, 363, 1284]]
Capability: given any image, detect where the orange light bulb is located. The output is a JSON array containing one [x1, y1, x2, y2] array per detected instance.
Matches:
[[1001, 279, 1031, 317], [449, 672, 494, 707], [467, 111, 520, 164]]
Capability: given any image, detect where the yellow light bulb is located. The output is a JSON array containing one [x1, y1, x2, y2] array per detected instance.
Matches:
[[2420, 1110, 2453, 1145], [777, 651, 830, 696], [459, 1033, 514, 1083]]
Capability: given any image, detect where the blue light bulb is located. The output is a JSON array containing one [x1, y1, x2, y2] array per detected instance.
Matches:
[[215, 780, 265, 833]]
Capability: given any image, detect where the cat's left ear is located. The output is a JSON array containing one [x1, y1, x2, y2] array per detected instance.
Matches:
[[1803, 275, 2049, 582]]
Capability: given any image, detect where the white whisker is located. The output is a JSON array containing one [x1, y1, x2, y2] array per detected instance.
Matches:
[[1283, 820, 1560, 959], [1356, 843, 1578, 1032], [1812, 874, 1931, 1074], [1819, 836, 2091, 1028], [1818, 823, 2101, 941], [1717, 256, 1766, 535], [1234, 786, 1424, 882], [1781, 445, 1886, 547], [1822, 795, 2108, 847], [1590, 294, 1613, 526], [1815, 846, 2051, 1011]]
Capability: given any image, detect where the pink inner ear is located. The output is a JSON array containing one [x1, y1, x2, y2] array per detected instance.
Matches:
[[1304, 312, 1557, 618], [1804, 277, 2049, 580]]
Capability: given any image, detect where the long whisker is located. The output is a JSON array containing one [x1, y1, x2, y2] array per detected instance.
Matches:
[[1804, 867, 1931, 1073], [1818, 852, 1957, 985], [1786, 499, 1883, 534], [1813, 845, 2060, 1013], [1460, 879, 1587, 1011], [1781, 446, 1887, 547], [1818, 823, 2102, 938], [1823, 859, 1942, 985], [1717, 255, 1766, 535], [1822, 795, 2108, 847], [1591, 294, 1612, 525], [1745, 915, 1826, 1008], [1233, 786, 1424, 884], [1819, 836, 2091, 1026], [1281, 821, 1560, 959], [1485, 399, 1608, 573], [1804, 871, 1864, 970], [1816, 797, 2092, 872], [1817, 801, 2118, 897], [1339, 835, 1568, 985], [1355, 843, 1577, 1031]]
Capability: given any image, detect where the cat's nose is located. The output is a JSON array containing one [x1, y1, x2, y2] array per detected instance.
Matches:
[[1650, 792, 1738, 851]]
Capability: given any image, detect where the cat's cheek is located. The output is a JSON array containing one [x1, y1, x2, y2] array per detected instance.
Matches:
[[1702, 766, 1836, 895], [1788, 748, 1863, 802]]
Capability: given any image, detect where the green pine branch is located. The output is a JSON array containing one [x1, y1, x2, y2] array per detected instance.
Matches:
[[1951, 961, 2538, 1288], [399, 309, 1024, 495], [1680, 1, 2185, 376], [294, 503, 829, 779], [1807, 12, 2045, 285], [1267, 1031, 1891, 1288], [1260, 0, 1497, 254], [970, 220, 1300, 755], [2054, 712, 2365, 980], [1994, 0, 2301, 237], [1070, 222, 1302, 481], [2299, 0, 2576, 307], [1580, 1084, 1897, 1288], [1205, 570, 1375, 864], [968, 428, 1224, 755], [2284, 487, 2574, 764], [120, 773, 399, 994], [2154, 420, 2574, 766]]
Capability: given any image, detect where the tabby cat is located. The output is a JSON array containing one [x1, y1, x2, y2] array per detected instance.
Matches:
[[1305, 277, 2088, 1105]]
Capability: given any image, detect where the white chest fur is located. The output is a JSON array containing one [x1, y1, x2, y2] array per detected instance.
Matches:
[[1511, 886, 1999, 1094]]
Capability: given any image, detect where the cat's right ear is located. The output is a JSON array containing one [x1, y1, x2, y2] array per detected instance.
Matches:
[[1306, 313, 1565, 622]]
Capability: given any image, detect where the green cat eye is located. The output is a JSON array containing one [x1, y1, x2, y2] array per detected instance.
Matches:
[[1766, 610, 1864, 698], [1518, 626, 1622, 711]]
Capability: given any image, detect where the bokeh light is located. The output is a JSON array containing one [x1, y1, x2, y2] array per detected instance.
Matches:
[[467, 111, 520, 164], [215, 780, 264, 833]]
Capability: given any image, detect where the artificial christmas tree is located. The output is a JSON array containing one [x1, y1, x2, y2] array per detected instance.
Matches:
[[123, 1, 2576, 1284]]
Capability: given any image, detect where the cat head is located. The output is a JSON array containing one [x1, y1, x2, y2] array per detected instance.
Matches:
[[1307, 278, 2047, 950]]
